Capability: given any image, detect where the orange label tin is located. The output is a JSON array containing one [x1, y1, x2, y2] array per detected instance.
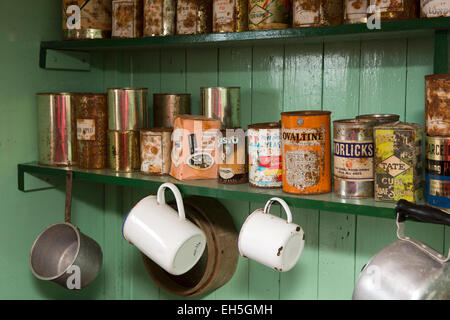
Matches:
[[281, 111, 332, 194]]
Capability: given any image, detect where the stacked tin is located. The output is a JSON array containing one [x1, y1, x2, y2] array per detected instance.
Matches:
[[143, 0, 176, 36], [153, 94, 191, 128], [112, 0, 144, 38], [293, 0, 343, 27], [176, 0, 213, 34]]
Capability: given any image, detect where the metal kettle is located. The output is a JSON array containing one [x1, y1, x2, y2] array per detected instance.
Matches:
[[353, 200, 450, 300]]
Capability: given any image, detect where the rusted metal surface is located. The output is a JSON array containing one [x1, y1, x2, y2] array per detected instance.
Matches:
[[356, 113, 400, 125], [248, 0, 291, 30], [213, 0, 248, 32], [153, 93, 191, 128], [108, 88, 148, 130], [218, 129, 248, 184], [293, 0, 343, 27], [112, 0, 143, 38], [375, 0, 418, 21], [344, 0, 368, 24], [108, 130, 140, 172], [421, 0, 450, 17], [176, 0, 213, 35], [425, 74, 450, 137], [140, 128, 172, 175], [143, 0, 176, 36], [201, 87, 240, 129]]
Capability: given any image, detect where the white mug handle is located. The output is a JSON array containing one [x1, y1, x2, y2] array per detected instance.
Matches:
[[157, 183, 186, 220], [263, 197, 293, 223]]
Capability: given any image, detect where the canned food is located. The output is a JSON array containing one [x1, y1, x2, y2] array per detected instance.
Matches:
[[372, 0, 418, 21], [344, 0, 368, 24], [37, 93, 77, 167], [140, 128, 172, 175], [293, 0, 343, 27], [333, 119, 377, 199], [153, 94, 191, 128], [213, 0, 248, 32], [108, 130, 141, 172], [62, 0, 112, 40], [356, 114, 400, 125], [248, 122, 282, 188], [218, 129, 248, 184], [143, 0, 176, 36], [74, 93, 108, 169], [112, 0, 143, 38], [420, 0, 450, 17], [248, 0, 291, 31], [281, 111, 331, 195], [425, 74, 450, 137], [108, 88, 148, 131], [201, 87, 240, 129], [176, 0, 213, 35]]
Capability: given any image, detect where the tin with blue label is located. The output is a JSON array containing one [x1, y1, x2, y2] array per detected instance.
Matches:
[[426, 136, 450, 213]]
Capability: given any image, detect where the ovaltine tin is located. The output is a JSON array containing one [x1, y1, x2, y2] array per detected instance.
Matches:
[[143, 0, 176, 36], [425, 136, 450, 213], [344, 0, 368, 24], [333, 119, 377, 199], [372, 0, 418, 21], [421, 0, 450, 17], [108, 130, 140, 172], [153, 94, 191, 128], [63, 0, 112, 40], [108, 88, 148, 130], [176, 0, 213, 35], [218, 129, 248, 184], [248, 123, 282, 188], [425, 74, 450, 137], [140, 128, 172, 175], [249, 0, 291, 31], [356, 114, 400, 125], [201, 87, 240, 129], [74, 93, 108, 169], [112, 0, 143, 38], [281, 111, 331, 195], [293, 0, 343, 27], [37, 93, 77, 167], [213, 0, 248, 32]]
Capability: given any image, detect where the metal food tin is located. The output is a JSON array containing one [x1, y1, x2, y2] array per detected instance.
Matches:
[[425, 136, 450, 213], [201, 87, 240, 129], [112, 0, 143, 38], [248, 122, 282, 188], [356, 114, 400, 125], [218, 129, 248, 184], [62, 0, 112, 40], [281, 111, 332, 195], [37, 93, 77, 167], [293, 0, 343, 27], [421, 0, 450, 17], [248, 0, 291, 31], [344, 0, 368, 24], [108, 88, 148, 130], [140, 128, 172, 175], [108, 130, 140, 172], [176, 0, 213, 35], [153, 94, 191, 128], [213, 0, 248, 32], [425, 74, 450, 137], [143, 0, 176, 36], [372, 0, 418, 21], [333, 119, 377, 199], [74, 93, 108, 169]]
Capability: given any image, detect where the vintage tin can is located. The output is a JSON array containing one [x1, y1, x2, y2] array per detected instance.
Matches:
[[153, 94, 191, 128], [248, 0, 291, 31], [374, 122, 423, 202], [281, 111, 332, 195], [201, 87, 240, 129], [62, 0, 112, 40], [293, 0, 343, 27], [425, 74, 450, 137], [112, 0, 143, 38], [248, 122, 282, 188], [371, 0, 418, 21], [108, 88, 148, 131], [108, 130, 140, 172], [333, 119, 377, 199], [37, 93, 77, 167], [218, 129, 248, 184], [140, 128, 172, 175], [176, 0, 213, 35], [421, 0, 450, 17], [143, 0, 176, 36], [425, 136, 450, 213], [213, 0, 248, 32], [74, 93, 108, 169], [356, 114, 400, 125], [344, 0, 368, 24]]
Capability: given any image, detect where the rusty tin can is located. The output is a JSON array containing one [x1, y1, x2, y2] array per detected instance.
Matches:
[[425, 136, 450, 213], [153, 94, 191, 128], [293, 0, 343, 27], [62, 0, 112, 40], [356, 114, 400, 125], [37, 93, 77, 167], [249, 0, 291, 31], [112, 0, 143, 38], [425, 74, 450, 137], [421, 0, 450, 17], [213, 0, 248, 32], [108, 88, 148, 130], [108, 130, 140, 172], [218, 129, 248, 184], [248, 122, 282, 188], [143, 0, 176, 36], [333, 119, 377, 199], [344, 0, 368, 24], [374, 122, 423, 202], [74, 93, 108, 169], [176, 0, 213, 35], [140, 128, 172, 175], [281, 111, 332, 195], [201, 87, 240, 129], [371, 0, 418, 21]]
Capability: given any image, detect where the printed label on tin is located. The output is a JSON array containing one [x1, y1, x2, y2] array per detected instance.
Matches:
[[144, 0, 164, 35], [378, 155, 411, 177], [112, 1, 136, 37], [345, 0, 368, 20], [426, 138, 450, 161], [141, 134, 163, 173], [293, 0, 320, 26], [177, 0, 198, 34], [77, 119, 96, 141], [214, 0, 234, 29], [422, 0, 450, 17], [426, 159, 450, 176], [371, 0, 404, 12], [333, 140, 374, 180], [428, 177, 450, 197]]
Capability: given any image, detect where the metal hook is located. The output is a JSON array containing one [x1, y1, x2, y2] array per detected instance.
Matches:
[[64, 171, 73, 224]]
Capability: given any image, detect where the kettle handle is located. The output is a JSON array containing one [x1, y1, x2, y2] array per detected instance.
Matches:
[[157, 183, 185, 220], [264, 197, 293, 223], [395, 200, 450, 226]]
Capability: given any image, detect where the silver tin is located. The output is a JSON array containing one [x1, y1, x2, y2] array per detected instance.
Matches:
[[107, 88, 148, 130], [201, 87, 240, 129]]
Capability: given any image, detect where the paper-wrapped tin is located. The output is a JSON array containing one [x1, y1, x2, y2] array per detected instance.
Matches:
[[293, 0, 343, 27], [421, 0, 450, 18], [425, 74, 450, 137], [249, 0, 291, 30], [112, 0, 143, 38], [108, 88, 148, 131], [140, 128, 172, 175], [213, 0, 248, 32], [218, 129, 248, 184], [143, 0, 176, 36], [176, 0, 213, 35], [108, 130, 140, 172], [201, 87, 240, 129], [153, 94, 191, 128]]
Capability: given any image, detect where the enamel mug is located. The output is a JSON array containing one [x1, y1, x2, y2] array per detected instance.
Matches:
[[123, 183, 206, 275], [238, 197, 305, 272]]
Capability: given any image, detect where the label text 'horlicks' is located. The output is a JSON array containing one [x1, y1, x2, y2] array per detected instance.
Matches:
[[333, 142, 374, 158]]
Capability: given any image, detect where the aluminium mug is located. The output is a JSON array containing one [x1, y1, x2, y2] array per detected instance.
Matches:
[[123, 183, 207, 275]]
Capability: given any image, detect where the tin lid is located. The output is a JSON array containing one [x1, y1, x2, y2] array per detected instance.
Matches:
[[107, 88, 148, 91], [153, 93, 191, 96], [280, 111, 331, 116], [333, 118, 377, 128], [425, 74, 450, 81], [140, 127, 173, 133], [248, 122, 281, 129], [356, 114, 400, 121], [200, 86, 241, 90], [36, 92, 74, 96], [71, 92, 107, 96], [374, 121, 422, 130]]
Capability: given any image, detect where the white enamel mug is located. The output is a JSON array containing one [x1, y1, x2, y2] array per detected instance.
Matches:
[[238, 197, 305, 272], [123, 183, 206, 275]]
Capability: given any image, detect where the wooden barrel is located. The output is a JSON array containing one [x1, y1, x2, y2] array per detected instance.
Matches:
[[142, 196, 238, 297]]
